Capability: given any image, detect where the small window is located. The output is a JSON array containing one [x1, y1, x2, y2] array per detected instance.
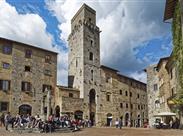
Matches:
[[126, 103, 128, 108], [91, 40, 93, 46], [137, 94, 140, 98], [44, 69, 52, 76], [0, 102, 9, 111], [106, 94, 110, 102], [125, 91, 128, 96], [21, 82, 31, 92], [106, 76, 111, 83], [130, 92, 132, 97], [89, 52, 93, 61], [44, 107, 47, 114], [0, 80, 10, 91], [131, 104, 133, 109], [155, 100, 160, 108], [120, 103, 123, 108], [120, 90, 122, 95], [76, 60, 78, 67], [138, 105, 140, 110], [91, 70, 94, 81], [25, 49, 32, 58], [69, 93, 73, 98], [45, 55, 51, 63], [154, 84, 158, 91], [25, 66, 31, 72], [3, 45, 12, 55], [153, 67, 158, 72], [2, 62, 10, 69]]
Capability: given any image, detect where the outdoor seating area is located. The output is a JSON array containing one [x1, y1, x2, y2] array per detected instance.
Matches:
[[0, 112, 92, 133], [153, 112, 180, 129]]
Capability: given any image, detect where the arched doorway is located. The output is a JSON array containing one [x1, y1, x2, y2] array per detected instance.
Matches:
[[137, 114, 141, 127], [125, 113, 129, 126], [106, 113, 113, 126], [55, 105, 60, 117], [19, 104, 32, 115], [74, 110, 83, 120], [89, 89, 96, 126]]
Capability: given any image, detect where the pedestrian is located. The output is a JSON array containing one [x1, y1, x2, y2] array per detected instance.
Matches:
[[115, 118, 119, 128], [0, 113, 5, 127], [4, 112, 11, 131], [118, 119, 122, 129]]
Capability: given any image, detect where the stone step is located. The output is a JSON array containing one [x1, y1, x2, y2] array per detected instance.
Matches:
[[54, 127, 74, 133], [12, 128, 41, 133], [12, 127, 78, 133]]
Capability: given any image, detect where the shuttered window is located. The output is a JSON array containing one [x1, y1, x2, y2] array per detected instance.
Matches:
[[21, 82, 31, 92]]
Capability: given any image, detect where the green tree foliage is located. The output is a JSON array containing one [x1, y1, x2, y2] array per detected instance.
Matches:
[[172, 1, 183, 105]]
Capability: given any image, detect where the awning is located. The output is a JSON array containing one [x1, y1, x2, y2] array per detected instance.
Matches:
[[154, 112, 176, 117]]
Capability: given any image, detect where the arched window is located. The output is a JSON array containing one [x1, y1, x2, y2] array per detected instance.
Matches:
[[106, 93, 111, 102], [155, 100, 160, 108], [89, 52, 93, 61]]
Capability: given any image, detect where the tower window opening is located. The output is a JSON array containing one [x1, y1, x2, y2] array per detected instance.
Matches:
[[91, 70, 94, 81], [89, 52, 93, 61]]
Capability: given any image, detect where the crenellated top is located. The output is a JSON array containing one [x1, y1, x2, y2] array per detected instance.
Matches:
[[68, 19, 100, 41]]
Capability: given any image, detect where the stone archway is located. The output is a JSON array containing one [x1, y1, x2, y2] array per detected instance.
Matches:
[[125, 113, 129, 126], [55, 105, 60, 117], [89, 89, 96, 126], [106, 113, 113, 126], [19, 104, 32, 115]]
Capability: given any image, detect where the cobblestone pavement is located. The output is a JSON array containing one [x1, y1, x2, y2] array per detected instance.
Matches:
[[0, 127, 183, 136]]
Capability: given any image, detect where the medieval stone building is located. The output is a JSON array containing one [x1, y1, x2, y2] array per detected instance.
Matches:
[[145, 64, 160, 127], [0, 37, 57, 120], [146, 57, 178, 127], [54, 4, 148, 127]]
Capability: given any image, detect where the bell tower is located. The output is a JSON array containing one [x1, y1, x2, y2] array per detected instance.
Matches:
[[68, 4, 101, 125]]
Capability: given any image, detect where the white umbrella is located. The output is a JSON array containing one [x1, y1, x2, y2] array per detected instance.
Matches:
[[154, 112, 176, 117]]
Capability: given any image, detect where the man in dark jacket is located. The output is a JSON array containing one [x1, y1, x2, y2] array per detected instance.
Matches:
[[4, 112, 11, 130]]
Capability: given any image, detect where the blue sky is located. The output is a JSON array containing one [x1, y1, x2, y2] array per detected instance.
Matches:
[[7, 0, 65, 49], [1, 0, 172, 84]]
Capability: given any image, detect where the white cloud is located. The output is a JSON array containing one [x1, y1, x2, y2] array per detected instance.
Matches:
[[0, 0, 68, 85], [129, 71, 147, 83], [46, 0, 170, 80]]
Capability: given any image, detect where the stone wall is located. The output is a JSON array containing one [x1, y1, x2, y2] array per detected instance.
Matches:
[[0, 38, 57, 117], [99, 66, 147, 127]]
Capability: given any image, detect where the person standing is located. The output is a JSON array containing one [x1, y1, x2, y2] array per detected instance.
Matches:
[[118, 118, 122, 129], [115, 118, 119, 128], [4, 112, 11, 131], [0, 113, 5, 127]]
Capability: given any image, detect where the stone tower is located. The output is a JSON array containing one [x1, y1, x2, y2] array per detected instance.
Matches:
[[68, 4, 101, 124]]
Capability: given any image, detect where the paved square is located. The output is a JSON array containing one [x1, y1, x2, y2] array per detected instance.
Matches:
[[0, 127, 183, 136]]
